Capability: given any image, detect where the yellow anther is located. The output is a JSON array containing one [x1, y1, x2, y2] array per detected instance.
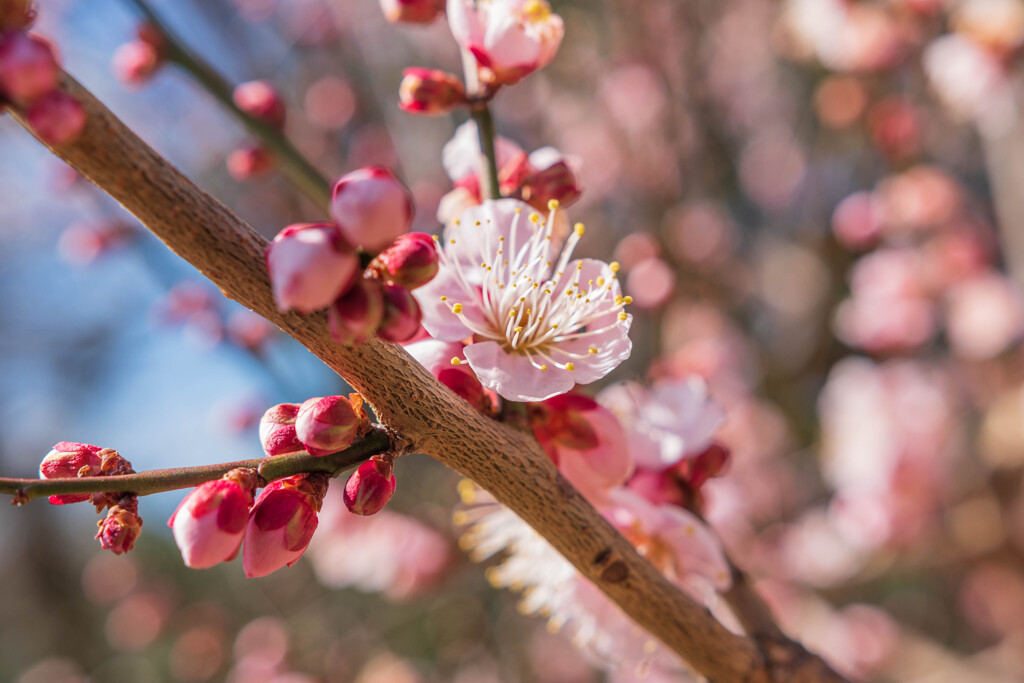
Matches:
[[514, 208, 522, 214], [454, 219, 461, 225], [452, 303, 464, 314], [623, 296, 633, 305], [452, 511, 469, 526], [450, 239, 456, 244], [540, 364, 548, 371], [522, 0, 552, 22], [510, 309, 517, 317], [456, 479, 476, 503], [588, 347, 598, 354], [574, 223, 585, 236], [547, 199, 560, 210], [431, 234, 439, 241], [566, 363, 575, 371], [552, 323, 559, 329], [499, 237, 505, 242], [440, 296, 448, 301], [609, 262, 620, 273], [474, 220, 481, 226], [529, 213, 541, 223], [618, 312, 628, 321], [597, 277, 606, 286], [514, 326, 523, 333], [450, 357, 461, 366], [577, 262, 583, 270], [615, 295, 623, 305]]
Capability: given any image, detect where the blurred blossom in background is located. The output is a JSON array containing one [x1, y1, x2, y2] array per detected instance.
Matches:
[[5, 0, 1024, 681]]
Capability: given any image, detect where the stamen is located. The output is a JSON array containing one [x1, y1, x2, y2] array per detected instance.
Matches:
[[451, 357, 461, 366]]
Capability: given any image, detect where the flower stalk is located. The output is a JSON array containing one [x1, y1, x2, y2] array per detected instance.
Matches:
[[1, 428, 391, 503], [123, 0, 332, 209], [460, 49, 501, 200]]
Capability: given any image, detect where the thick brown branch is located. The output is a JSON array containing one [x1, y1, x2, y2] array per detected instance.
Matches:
[[6, 72, 848, 683]]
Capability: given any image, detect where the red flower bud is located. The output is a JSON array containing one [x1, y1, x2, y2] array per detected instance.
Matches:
[[379, 0, 445, 24], [26, 90, 86, 145], [233, 80, 287, 130], [169, 469, 258, 568], [39, 441, 103, 505], [258, 403, 304, 456], [0, 0, 34, 30], [328, 276, 386, 345], [112, 40, 163, 87], [265, 222, 359, 314], [373, 233, 439, 289], [0, 31, 57, 104], [243, 473, 327, 578], [227, 143, 273, 180], [398, 67, 467, 115], [377, 283, 423, 342], [329, 166, 414, 253], [96, 497, 143, 555], [295, 395, 363, 456], [343, 455, 396, 515]]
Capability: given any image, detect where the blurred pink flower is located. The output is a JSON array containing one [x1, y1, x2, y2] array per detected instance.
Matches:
[[415, 199, 632, 401], [944, 272, 1024, 360]]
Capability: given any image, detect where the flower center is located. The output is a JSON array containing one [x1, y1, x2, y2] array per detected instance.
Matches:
[[521, 0, 552, 23], [436, 200, 631, 373]]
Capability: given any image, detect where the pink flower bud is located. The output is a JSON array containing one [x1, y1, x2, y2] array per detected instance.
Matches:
[[233, 80, 287, 130], [328, 276, 386, 345], [343, 455, 396, 515], [96, 497, 143, 555], [520, 160, 581, 207], [0, 0, 34, 30], [111, 40, 163, 87], [377, 283, 423, 342], [39, 441, 103, 505], [26, 90, 86, 145], [398, 67, 467, 115], [265, 222, 359, 314], [258, 403, 304, 456], [295, 395, 363, 456], [380, 0, 445, 24], [373, 233, 439, 289], [329, 166, 414, 253], [243, 473, 327, 578], [169, 469, 258, 569], [0, 31, 57, 104], [227, 143, 272, 180]]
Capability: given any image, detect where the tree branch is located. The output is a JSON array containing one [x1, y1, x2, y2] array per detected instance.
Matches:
[[5, 72, 848, 683], [1, 428, 391, 502]]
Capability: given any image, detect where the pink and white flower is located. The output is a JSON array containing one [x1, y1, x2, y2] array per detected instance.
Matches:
[[414, 199, 632, 402], [447, 0, 564, 85], [598, 377, 724, 470]]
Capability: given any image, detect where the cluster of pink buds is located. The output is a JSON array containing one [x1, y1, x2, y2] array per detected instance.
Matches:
[[111, 22, 166, 87], [0, 3, 86, 144], [260, 394, 371, 457], [227, 80, 287, 181], [266, 166, 441, 344], [39, 442, 143, 554]]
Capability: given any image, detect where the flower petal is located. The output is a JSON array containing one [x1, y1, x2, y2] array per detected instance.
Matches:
[[464, 340, 575, 401]]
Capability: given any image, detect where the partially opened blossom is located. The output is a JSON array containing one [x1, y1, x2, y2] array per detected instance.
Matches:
[[39, 441, 104, 505], [414, 199, 632, 402], [528, 393, 633, 505], [168, 469, 258, 568], [598, 377, 724, 470], [447, 0, 564, 85], [258, 403, 304, 457], [97, 497, 143, 555], [265, 222, 359, 314], [243, 474, 327, 578]]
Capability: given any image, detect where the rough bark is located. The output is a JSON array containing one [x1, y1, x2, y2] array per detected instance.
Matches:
[[7, 72, 848, 683]]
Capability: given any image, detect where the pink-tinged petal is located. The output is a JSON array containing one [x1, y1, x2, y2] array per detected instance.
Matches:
[[445, 0, 483, 48], [656, 506, 731, 591], [413, 268, 477, 341], [443, 198, 555, 274], [329, 167, 414, 253], [405, 339, 467, 374], [266, 223, 358, 314], [464, 340, 575, 401], [485, 21, 543, 75], [441, 121, 525, 182]]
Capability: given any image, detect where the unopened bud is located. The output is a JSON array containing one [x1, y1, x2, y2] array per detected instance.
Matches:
[[295, 395, 363, 456], [233, 80, 287, 130], [330, 166, 414, 253], [112, 40, 163, 87], [372, 232, 439, 289], [39, 441, 103, 505], [96, 497, 143, 555], [0, 0, 33, 30], [265, 222, 359, 314], [26, 90, 86, 145], [399, 67, 467, 115], [243, 473, 327, 578], [258, 403, 304, 456], [169, 468, 258, 569], [0, 31, 57, 104], [343, 454, 396, 515], [377, 283, 423, 342], [520, 159, 582, 207], [328, 276, 385, 345], [227, 143, 273, 180], [379, 0, 445, 24]]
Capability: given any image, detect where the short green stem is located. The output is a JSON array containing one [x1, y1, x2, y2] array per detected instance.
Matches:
[[471, 103, 502, 200], [124, 0, 333, 210], [2, 428, 391, 503]]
